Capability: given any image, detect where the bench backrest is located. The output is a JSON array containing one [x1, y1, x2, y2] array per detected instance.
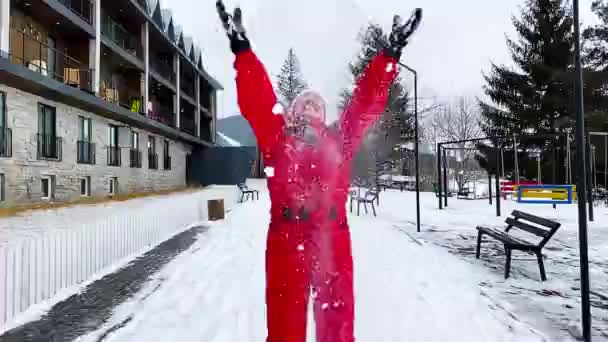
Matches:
[[366, 189, 379, 200], [238, 183, 248, 190], [505, 210, 561, 248]]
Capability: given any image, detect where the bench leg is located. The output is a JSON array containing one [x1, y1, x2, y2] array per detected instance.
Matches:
[[371, 203, 377, 217], [536, 252, 547, 281], [504, 248, 512, 279], [357, 201, 360, 216], [364, 202, 368, 214], [476, 232, 483, 259], [350, 198, 353, 213], [240, 192, 244, 203], [256, 191, 259, 200]]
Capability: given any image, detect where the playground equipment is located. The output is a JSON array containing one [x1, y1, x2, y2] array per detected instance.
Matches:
[[516, 184, 576, 204]]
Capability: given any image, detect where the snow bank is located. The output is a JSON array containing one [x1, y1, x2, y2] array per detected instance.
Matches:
[[0, 185, 240, 329]]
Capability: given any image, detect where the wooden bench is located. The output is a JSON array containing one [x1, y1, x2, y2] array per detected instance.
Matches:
[[237, 183, 259, 203], [476, 210, 561, 281]]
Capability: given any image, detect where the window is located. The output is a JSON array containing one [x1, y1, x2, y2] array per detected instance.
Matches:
[[163, 139, 171, 170], [0, 174, 4, 201], [77, 116, 94, 164], [131, 131, 139, 150], [109, 177, 118, 195], [108, 125, 119, 147], [38, 104, 60, 160], [148, 135, 156, 154], [108, 125, 120, 166], [0, 92, 9, 158], [0, 92, 5, 128], [79, 116, 92, 142], [80, 176, 90, 196], [41, 175, 55, 200]]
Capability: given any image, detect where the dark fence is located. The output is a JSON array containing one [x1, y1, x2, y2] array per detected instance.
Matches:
[[187, 146, 260, 186]]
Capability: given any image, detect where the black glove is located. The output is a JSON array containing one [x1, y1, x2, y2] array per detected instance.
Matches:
[[385, 9, 423, 60], [216, 0, 251, 54]]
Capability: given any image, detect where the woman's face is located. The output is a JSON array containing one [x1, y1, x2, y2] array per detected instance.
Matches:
[[290, 92, 326, 123]]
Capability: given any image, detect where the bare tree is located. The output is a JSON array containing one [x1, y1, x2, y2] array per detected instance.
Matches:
[[429, 96, 484, 190]]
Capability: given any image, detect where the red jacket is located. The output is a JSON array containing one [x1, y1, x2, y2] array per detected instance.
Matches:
[[235, 49, 398, 225]]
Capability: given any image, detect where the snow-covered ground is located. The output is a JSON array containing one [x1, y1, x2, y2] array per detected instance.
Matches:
[[0, 185, 242, 329], [74, 182, 601, 342]]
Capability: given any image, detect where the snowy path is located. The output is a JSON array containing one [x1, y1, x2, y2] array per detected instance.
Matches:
[[79, 187, 548, 342]]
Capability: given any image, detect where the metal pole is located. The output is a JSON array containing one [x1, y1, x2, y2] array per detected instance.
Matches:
[[437, 143, 443, 209], [567, 132, 572, 184], [443, 148, 448, 207], [573, 0, 592, 339], [489, 172, 493, 205], [514, 135, 520, 185], [604, 135, 608, 190], [495, 141, 501, 217], [413, 71, 421, 233], [586, 131, 594, 222]]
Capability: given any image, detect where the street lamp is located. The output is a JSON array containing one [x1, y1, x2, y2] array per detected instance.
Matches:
[[398, 62, 421, 233], [573, 0, 592, 340]]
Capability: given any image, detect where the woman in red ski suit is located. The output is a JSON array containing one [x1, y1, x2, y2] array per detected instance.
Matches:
[[216, 3, 422, 341]]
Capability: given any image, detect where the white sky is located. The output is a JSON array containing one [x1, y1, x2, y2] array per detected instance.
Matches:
[[164, 0, 599, 121]]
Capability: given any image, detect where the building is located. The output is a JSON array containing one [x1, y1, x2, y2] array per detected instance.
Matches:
[[0, 0, 222, 206]]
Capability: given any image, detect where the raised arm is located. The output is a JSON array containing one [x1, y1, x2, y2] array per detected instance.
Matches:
[[339, 52, 398, 161], [217, 1, 282, 151], [339, 10, 423, 161], [235, 50, 280, 151]]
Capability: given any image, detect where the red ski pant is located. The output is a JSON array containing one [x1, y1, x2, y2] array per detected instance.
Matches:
[[265, 219, 354, 342]]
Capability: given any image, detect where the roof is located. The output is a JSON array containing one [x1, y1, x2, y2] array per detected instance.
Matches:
[[216, 115, 258, 147]]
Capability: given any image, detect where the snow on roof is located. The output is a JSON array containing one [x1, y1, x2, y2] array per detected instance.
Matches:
[[217, 132, 242, 147]]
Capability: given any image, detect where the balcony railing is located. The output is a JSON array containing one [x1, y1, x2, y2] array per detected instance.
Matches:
[[130, 149, 142, 168], [107, 146, 121, 166], [37, 134, 62, 160], [77, 140, 96, 164], [150, 58, 176, 83], [0, 128, 12, 158], [101, 13, 142, 59], [163, 155, 171, 170], [149, 106, 176, 128], [180, 80, 196, 100], [100, 80, 145, 115], [148, 153, 158, 170], [8, 28, 93, 92], [58, 0, 94, 25], [180, 115, 196, 136]]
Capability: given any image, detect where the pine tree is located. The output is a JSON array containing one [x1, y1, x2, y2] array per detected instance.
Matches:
[[478, 0, 576, 182], [276, 48, 307, 106], [339, 23, 412, 180], [584, 0, 608, 70]]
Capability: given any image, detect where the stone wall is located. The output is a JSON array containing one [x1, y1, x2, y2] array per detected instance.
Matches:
[[0, 85, 192, 206]]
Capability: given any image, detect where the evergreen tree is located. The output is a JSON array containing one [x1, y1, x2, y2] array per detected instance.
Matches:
[[276, 48, 307, 106], [584, 0, 608, 70], [478, 0, 576, 182], [339, 23, 412, 180]]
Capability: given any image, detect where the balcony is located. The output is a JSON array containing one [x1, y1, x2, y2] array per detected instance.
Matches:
[[77, 140, 95, 164], [58, 0, 94, 25], [148, 153, 158, 170], [200, 119, 212, 142], [101, 13, 142, 59], [9, 28, 93, 92], [107, 146, 121, 166], [164, 155, 171, 170], [150, 57, 175, 84], [100, 79, 145, 115], [0, 128, 12, 158], [37, 134, 62, 160], [130, 149, 142, 168], [180, 115, 196, 136]]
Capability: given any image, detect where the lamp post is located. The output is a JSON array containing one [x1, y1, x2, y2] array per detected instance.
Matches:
[[573, 0, 592, 340], [398, 62, 420, 233]]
